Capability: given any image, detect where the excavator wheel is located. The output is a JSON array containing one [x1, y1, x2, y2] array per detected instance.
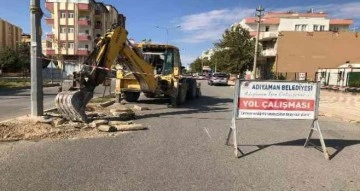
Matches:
[[177, 84, 188, 105], [186, 80, 197, 99], [144, 93, 155, 98], [124, 92, 140, 102]]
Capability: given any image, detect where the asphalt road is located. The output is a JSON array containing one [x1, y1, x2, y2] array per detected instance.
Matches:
[[0, 80, 114, 122], [1, 81, 360, 190]]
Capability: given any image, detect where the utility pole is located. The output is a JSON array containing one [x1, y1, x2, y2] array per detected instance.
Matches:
[[30, 0, 43, 116], [252, 5, 264, 79]]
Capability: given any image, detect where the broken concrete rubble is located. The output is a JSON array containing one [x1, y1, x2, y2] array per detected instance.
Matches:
[[112, 124, 147, 131], [97, 125, 117, 132], [108, 121, 133, 126], [99, 100, 115, 107], [51, 118, 66, 127], [133, 105, 149, 111], [89, 119, 109, 128]]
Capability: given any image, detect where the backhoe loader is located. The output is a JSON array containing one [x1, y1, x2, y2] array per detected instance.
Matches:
[[55, 24, 200, 122]]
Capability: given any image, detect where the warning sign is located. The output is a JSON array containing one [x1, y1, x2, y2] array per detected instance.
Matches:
[[226, 80, 329, 160], [238, 81, 317, 119]]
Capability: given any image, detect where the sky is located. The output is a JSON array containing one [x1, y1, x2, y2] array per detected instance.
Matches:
[[1, 0, 360, 66]]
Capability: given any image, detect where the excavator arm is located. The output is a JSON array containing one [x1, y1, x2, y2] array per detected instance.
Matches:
[[55, 25, 157, 122]]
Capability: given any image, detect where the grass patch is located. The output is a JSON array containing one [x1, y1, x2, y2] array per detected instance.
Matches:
[[0, 78, 58, 89], [90, 93, 116, 103], [0, 79, 30, 89]]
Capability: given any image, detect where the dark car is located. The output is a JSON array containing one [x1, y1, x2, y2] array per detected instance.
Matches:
[[208, 72, 228, 86]]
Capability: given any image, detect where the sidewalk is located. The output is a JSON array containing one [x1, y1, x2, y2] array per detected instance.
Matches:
[[319, 90, 360, 123]]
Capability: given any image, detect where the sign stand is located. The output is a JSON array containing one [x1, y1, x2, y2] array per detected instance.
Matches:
[[226, 79, 330, 160], [226, 80, 240, 157], [304, 119, 330, 160]]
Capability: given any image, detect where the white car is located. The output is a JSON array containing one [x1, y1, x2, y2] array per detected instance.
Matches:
[[208, 73, 228, 86]]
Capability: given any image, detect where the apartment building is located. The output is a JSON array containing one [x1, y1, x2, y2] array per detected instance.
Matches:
[[44, 0, 126, 67], [0, 18, 22, 51], [237, 10, 353, 79], [200, 49, 215, 60]]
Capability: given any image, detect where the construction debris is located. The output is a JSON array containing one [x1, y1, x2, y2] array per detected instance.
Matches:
[[109, 121, 133, 126], [0, 104, 147, 142], [112, 124, 147, 131], [97, 125, 117, 132], [133, 105, 150, 111], [51, 118, 66, 127], [100, 100, 115, 108], [89, 119, 109, 128]]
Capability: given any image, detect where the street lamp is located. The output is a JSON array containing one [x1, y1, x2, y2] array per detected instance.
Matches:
[[155, 25, 181, 45]]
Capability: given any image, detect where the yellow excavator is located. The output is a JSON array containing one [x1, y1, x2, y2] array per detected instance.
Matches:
[[55, 24, 200, 122]]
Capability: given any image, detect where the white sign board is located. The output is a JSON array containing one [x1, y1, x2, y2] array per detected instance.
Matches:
[[237, 81, 317, 119], [227, 80, 329, 160]]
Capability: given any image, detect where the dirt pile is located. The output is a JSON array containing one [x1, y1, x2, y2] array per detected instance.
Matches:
[[0, 103, 143, 142]]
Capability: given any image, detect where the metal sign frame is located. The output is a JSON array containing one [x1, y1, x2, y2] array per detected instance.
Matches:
[[226, 79, 330, 160]]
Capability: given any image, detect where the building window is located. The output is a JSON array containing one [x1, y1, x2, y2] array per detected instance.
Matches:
[[295, 25, 301, 31], [60, 26, 67, 33], [320, 25, 325, 31], [85, 45, 89, 49], [85, 30, 89, 34], [301, 25, 307, 31], [265, 26, 270, 32], [68, 43, 74, 49], [313, 25, 319, 31], [331, 27, 339, 32], [69, 13, 74, 18], [68, 27, 74, 33], [60, 42, 67, 48], [60, 12, 66, 18]]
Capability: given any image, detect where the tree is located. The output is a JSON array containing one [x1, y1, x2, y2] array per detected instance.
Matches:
[[0, 47, 20, 72], [189, 58, 202, 73], [189, 57, 213, 73], [213, 25, 255, 74], [17, 42, 31, 73]]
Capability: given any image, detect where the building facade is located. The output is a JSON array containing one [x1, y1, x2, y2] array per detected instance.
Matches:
[[44, 0, 125, 67], [237, 10, 353, 79], [276, 31, 360, 80], [0, 18, 22, 51]]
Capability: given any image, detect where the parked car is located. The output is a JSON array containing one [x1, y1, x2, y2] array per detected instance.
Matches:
[[208, 72, 228, 86]]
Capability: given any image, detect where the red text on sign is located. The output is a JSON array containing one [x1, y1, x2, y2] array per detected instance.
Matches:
[[238, 98, 315, 111]]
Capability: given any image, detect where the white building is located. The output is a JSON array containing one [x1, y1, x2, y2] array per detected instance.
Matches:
[[200, 48, 216, 60]]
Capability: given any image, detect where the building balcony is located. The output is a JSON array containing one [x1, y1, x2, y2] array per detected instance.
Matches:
[[78, 33, 91, 41], [46, 33, 54, 39], [46, 49, 55, 55], [78, 3, 91, 11], [259, 32, 278, 41], [78, 18, 91, 26], [77, 48, 90, 56], [45, 2, 54, 12], [260, 49, 277, 57], [45, 18, 54, 25]]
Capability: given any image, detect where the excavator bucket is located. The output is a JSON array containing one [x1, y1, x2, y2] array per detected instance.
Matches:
[[55, 90, 93, 122]]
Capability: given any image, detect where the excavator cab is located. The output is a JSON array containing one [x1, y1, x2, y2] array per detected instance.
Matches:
[[115, 43, 187, 103]]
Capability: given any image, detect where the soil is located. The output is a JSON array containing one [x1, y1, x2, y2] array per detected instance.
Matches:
[[0, 103, 136, 142]]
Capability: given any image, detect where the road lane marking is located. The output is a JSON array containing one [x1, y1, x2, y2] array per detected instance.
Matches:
[[203, 127, 212, 139]]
